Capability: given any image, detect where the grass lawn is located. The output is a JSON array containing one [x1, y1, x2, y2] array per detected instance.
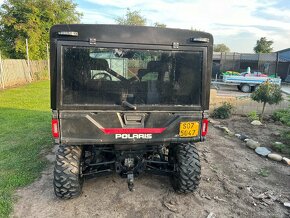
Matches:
[[0, 81, 52, 217]]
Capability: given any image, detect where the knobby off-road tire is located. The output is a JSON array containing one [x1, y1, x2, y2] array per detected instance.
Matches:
[[170, 143, 201, 193], [54, 145, 84, 199]]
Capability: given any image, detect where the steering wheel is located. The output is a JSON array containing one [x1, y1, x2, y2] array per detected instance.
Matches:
[[92, 72, 112, 81]]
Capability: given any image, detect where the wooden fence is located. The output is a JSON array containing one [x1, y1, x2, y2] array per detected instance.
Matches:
[[0, 59, 48, 89]]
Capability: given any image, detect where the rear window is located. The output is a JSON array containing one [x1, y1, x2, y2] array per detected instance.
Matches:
[[61, 46, 203, 106]]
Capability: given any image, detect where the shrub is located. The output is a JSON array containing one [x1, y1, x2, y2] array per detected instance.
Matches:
[[258, 168, 270, 177], [272, 109, 290, 126], [247, 111, 259, 121], [282, 130, 290, 145], [273, 142, 286, 153], [211, 102, 233, 119], [279, 131, 290, 155], [251, 81, 283, 122], [272, 106, 290, 155], [282, 131, 290, 141]]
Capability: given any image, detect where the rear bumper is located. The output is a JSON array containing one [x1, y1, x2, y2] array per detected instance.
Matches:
[[52, 110, 208, 145], [60, 136, 205, 145]]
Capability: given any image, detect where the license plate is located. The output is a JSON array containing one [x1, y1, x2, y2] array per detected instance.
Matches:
[[179, 121, 200, 137]]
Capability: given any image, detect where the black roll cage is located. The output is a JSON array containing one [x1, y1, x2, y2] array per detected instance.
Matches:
[[50, 24, 213, 111]]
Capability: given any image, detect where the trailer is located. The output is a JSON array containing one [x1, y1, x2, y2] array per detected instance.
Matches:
[[212, 74, 281, 93]]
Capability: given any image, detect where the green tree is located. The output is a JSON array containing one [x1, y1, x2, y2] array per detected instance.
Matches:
[[253, 37, 273, 53], [115, 8, 166, 28], [190, 27, 200, 31], [154, 22, 166, 28], [115, 8, 146, 26], [0, 0, 82, 60], [214, 43, 230, 52], [251, 81, 283, 122]]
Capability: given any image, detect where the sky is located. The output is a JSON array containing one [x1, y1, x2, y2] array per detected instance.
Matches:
[[74, 0, 290, 53], [0, 0, 288, 53]]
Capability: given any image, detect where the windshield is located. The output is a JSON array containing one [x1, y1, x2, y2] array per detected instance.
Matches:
[[61, 46, 203, 106]]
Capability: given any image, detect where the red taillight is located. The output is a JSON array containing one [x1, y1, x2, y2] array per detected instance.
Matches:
[[201, 119, 208, 136], [52, 119, 59, 138]]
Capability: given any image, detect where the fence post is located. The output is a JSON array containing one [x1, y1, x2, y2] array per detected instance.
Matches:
[[26, 38, 32, 82], [220, 52, 223, 72], [46, 43, 50, 76], [275, 52, 279, 78], [233, 52, 236, 70], [257, 53, 260, 73], [0, 52, 4, 89]]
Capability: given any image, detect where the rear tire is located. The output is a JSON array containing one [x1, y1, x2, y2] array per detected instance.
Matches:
[[240, 84, 251, 93], [53, 145, 84, 199], [169, 143, 201, 193]]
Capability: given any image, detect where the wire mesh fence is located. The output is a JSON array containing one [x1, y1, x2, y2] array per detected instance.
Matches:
[[0, 59, 48, 89], [213, 52, 279, 76], [212, 52, 290, 82]]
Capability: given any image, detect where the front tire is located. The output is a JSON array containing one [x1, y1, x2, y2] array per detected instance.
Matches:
[[169, 143, 201, 193], [251, 85, 259, 92], [53, 145, 84, 199]]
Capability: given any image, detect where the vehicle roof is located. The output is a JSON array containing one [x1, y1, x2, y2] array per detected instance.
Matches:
[[50, 24, 213, 46]]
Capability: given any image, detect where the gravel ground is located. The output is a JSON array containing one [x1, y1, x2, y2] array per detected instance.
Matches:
[[12, 121, 290, 218]]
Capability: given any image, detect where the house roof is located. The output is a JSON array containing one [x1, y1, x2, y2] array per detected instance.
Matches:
[[276, 48, 290, 53], [277, 48, 290, 62]]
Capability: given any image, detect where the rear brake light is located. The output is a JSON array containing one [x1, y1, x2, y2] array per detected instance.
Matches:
[[52, 119, 59, 138], [201, 119, 208, 136]]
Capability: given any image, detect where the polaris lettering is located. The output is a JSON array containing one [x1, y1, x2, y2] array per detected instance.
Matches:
[[115, 134, 152, 139]]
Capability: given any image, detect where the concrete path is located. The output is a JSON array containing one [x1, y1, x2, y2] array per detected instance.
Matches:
[[281, 84, 290, 95]]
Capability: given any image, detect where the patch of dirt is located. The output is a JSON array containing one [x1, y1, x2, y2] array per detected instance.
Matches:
[[221, 115, 290, 156], [12, 123, 290, 218]]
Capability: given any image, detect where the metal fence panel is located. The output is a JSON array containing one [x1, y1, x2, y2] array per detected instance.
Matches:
[[213, 52, 279, 77]]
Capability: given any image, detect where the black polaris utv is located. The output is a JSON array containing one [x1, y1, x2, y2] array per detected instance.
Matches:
[[50, 24, 213, 199]]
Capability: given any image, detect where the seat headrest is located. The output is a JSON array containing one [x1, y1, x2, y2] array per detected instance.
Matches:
[[147, 61, 169, 72], [147, 61, 162, 71], [90, 58, 109, 70]]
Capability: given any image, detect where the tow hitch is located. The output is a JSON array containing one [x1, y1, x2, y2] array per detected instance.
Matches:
[[124, 158, 135, 191], [127, 172, 134, 191]]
